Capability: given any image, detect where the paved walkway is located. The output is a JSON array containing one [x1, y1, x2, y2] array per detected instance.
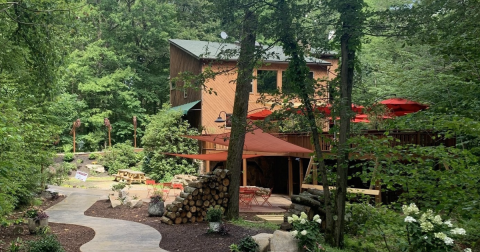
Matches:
[[46, 186, 168, 252]]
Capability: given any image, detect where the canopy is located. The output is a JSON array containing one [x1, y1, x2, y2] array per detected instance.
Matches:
[[166, 152, 261, 161], [247, 109, 272, 120], [184, 128, 312, 153], [169, 100, 201, 115], [379, 98, 428, 115]]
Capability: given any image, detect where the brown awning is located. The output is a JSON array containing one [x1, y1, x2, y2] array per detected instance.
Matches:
[[184, 128, 312, 153], [166, 152, 261, 161]]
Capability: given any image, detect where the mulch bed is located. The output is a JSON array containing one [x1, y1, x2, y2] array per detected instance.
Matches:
[[85, 199, 276, 252], [0, 196, 95, 252]]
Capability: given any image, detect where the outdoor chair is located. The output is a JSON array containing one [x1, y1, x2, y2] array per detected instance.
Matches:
[[145, 179, 156, 197], [172, 183, 184, 196], [260, 188, 273, 207], [239, 190, 255, 208], [157, 182, 172, 200]]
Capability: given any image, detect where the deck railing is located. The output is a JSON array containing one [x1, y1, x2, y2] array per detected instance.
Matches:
[[203, 130, 456, 152]]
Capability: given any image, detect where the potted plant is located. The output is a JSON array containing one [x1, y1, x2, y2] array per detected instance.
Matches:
[[25, 208, 49, 234], [148, 190, 165, 217], [206, 206, 223, 232]]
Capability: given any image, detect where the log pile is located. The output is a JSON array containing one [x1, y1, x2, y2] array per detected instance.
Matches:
[[282, 188, 327, 230], [161, 169, 230, 225]]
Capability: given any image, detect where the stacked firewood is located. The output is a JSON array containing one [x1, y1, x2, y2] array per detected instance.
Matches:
[[160, 169, 230, 225], [282, 188, 327, 230]]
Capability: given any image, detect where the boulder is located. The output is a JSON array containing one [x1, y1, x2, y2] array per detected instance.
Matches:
[[41, 191, 52, 200], [270, 230, 298, 252], [119, 189, 129, 198], [127, 199, 143, 208], [109, 195, 122, 208], [86, 164, 105, 173], [252, 233, 273, 252]]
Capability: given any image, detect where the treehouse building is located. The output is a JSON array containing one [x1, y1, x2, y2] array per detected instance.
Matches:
[[169, 39, 455, 201]]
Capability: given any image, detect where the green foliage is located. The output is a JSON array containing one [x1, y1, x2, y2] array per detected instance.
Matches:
[[88, 153, 97, 160], [401, 203, 471, 252], [102, 141, 137, 175], [47, 163, 75, 186], [141, 106, 199, 181], [229, 218, 280, 231], [111, 182, 129, 192], [63, 153, 74, 162], [9, 237, 23, 252], [26, 234, 64, 252], [288, 212, 324, 250], [205, 206, 223, 222], [237, 236, 259, 252]]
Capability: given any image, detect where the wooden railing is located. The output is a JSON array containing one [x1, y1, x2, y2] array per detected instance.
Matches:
[[202, 130, 456, 153], [273, 130, 456, 152]]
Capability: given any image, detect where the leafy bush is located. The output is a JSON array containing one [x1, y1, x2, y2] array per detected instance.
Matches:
[[26, 234, 65, 252], [47, 162, 76, 185], [237, 236, 259, 252], [205, 206, 223, 222], [141, 106, 199, 181], [102, 141, 137, 175], [88, 153, 97, 160], [288, 212, 323, 250], [401, 203, 471, 252], [63, 153, 74, 162]]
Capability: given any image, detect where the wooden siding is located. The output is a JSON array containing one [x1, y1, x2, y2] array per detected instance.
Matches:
[[201, 62, 332, 134], [170, 44, 202, 107]]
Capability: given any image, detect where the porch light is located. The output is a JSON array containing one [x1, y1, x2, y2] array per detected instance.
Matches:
[[215, 111, 227, 123]]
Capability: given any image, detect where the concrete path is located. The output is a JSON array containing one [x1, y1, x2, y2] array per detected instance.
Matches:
[[46, 186, 168, 252]]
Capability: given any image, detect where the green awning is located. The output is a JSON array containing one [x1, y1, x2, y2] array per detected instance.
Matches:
[[169, 100, 201, 115]]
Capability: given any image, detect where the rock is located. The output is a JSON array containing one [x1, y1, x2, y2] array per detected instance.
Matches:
[[109, 195, 122, 208], [148, 201, 165, 216], [128, 199, 143, 208], [119, 189, 129, 198], [252, 233, 273, 252], [40, 191, 52, 200], [86, 164, 105, 173], [270, 230, 298, 252]]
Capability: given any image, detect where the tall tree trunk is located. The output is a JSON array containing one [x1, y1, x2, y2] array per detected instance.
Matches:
[[225, 10, 257, 220], [334, 30, 356, 249]]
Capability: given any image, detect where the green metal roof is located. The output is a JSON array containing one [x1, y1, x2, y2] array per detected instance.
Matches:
[[169, 100, 201, 115], [169, 39, 331, 65]]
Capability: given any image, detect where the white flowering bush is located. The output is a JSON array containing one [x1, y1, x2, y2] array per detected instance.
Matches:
[[402, 203, 471, 252], [288, 212, 324, 251]]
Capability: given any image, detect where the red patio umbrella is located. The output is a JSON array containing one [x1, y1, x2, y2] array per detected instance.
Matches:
[[379, 98, 428, 116], [247, 109, 272, 120], [315, 103, 364, 115]]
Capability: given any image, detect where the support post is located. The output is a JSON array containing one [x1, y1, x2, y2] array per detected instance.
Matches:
[[108, 127, 111, 147], [242, 159, 247, 186], [73, 127, 76, 153], [206, 160, 210, 173], [313, 163, 318, 185], [288, 157, 293, 197], [299, 158, 304, 192], [375, 180, 382, 205]]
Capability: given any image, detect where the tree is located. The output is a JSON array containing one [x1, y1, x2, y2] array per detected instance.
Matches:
[[141, 106, 199, 182]]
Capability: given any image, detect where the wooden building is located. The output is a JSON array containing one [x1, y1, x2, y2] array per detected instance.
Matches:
[[169, 39, 338, 134]]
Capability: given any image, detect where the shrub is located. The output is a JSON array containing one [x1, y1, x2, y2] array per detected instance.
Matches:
[[63, 153, 74, 162], [141, 105, 199, 181], [111, 182, 129, 192], [27, 234, 64, 252], [237, 236, 259, 252], [401, 203, 471, 252], [88, 153, 97, 160], [288, 212, 323, 251], [205, 206, 223, 222], [102, 141, 137, 175]]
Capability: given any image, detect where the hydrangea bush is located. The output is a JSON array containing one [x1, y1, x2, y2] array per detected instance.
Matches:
[[288, 212, 325, 251], [402, 203, 471, 252]]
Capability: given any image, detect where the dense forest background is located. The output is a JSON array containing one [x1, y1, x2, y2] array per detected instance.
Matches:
[[1, 0, 479, 227]]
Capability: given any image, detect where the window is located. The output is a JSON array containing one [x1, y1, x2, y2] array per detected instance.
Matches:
[[225, 113, 232, 128], [281, 71, 314, 94], [257, 70, 278, 93]]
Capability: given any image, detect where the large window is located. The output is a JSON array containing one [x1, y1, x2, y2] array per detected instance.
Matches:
[[282, 71, 314, 94], [257, 70, 278, 93]]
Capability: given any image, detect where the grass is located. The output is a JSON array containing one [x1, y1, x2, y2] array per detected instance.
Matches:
[[228, 217, 280, 231]]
